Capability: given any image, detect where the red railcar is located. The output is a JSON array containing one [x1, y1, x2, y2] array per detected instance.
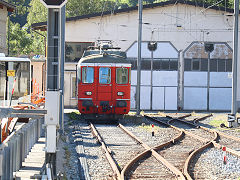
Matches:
[[77, 45, 131, 120]]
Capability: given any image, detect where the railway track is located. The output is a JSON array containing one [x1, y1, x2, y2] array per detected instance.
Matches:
[[89, 114, 221, 179], [90, 122, 184, 179], [72, 113, 240, 180], [145, 113, 240, 179], [165, 113, 240, 155]]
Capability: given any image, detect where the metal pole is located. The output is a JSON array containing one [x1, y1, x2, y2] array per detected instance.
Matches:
[[136, 0, 142, 115], [207, 52, 210, 111], [232, 0, 239, 117], [59, 6, 65, 133], [150, 50, 153, 110], [0, 120, 1, 143]]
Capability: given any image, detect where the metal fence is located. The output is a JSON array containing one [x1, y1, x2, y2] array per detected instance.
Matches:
[[0, 118, 44, 179]]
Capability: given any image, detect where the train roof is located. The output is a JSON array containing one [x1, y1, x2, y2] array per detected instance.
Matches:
[[83, 49, 126, 58], [0, 57, 30, 62], [79, 52, 131, 65]]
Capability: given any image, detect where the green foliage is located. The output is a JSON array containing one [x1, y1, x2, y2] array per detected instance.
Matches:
[[66, 0, 122, 17], [7, 0, 31, 27], [6, 0, 235, 56], [26, 0, 47, 56], [27, 0, 47, 25], [8, 21, 32, 56]]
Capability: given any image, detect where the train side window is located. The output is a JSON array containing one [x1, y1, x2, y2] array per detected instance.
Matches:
[[116, 68, 128, 84], [82, 67, 94, 83], [77, 66, 81, 83], [129, 69, 131, 84], [99, 67, 111, 84]]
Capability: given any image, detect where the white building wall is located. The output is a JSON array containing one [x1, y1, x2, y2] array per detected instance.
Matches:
[[0, 6, 8, 54], [64, 63, 78, 107], [64, 3, 240, 109], [66, 4, 234, 51]]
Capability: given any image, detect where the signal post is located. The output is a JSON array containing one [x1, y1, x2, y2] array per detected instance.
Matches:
[[40, 0, 67, 177]]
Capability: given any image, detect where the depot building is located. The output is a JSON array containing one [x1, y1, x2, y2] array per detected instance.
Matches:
[[32, 0, 240, 111]]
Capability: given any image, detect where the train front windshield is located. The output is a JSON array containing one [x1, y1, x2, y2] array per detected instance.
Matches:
[[99, 67, 111, 84], [82, 67, 94, 83], [0, 60, 30, 106]]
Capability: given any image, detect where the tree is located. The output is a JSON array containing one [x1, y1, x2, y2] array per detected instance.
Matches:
[[8, 21, 32, 56], [24, 0, 47, 56], [7, 0, 31, 27], [27, 0, 47, 25], [66, 0, 121, 17]]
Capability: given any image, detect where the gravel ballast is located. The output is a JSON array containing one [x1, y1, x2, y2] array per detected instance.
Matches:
[[192, 148, 240, 180]]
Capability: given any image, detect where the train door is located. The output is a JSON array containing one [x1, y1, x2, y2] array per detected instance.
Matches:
[[97, 66, 112, 113]]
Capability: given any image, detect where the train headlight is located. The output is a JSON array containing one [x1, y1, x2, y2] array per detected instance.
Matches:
[[117, 92, 124, 96], [85, 91, 92, 95]]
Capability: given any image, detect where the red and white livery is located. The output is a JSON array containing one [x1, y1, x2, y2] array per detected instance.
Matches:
[[77, 43, 131, 121]]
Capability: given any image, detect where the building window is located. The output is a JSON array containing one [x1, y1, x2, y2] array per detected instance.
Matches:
[[129, 58, 178, 71], [129, 59, 137, 70], [218, 59, 225, 72], [192, 59, 200, 71], [226, 59, 232, 72], [72, 77, 77, 98], [210, 59, 217, 72], [65, 42, 94, 62], [184, 58, 232, 72], [141, 60, 151, 70], [200, 59, 208, 71], [153, 60, 161, 70], [170, 59, 178, 70], [162, 59, 170, 70], [184, 59, 191, 71]]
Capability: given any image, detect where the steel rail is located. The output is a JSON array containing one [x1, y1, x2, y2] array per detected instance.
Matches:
[[121, 132, 185, 179], [148, 114, 240, 179], [144, 115, 218, 180], [166, 113, 192, 120], [118, 124, 186, 180], [168, 114, 240, 157], [167, 114, 213, 128], [212, 141, 240, 157], [193, 114, 213, 124], [120, 150, 150, 180], [183, 141, 213, 180], [89, 123, 121, 180], [215, 130, 240, 142]]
